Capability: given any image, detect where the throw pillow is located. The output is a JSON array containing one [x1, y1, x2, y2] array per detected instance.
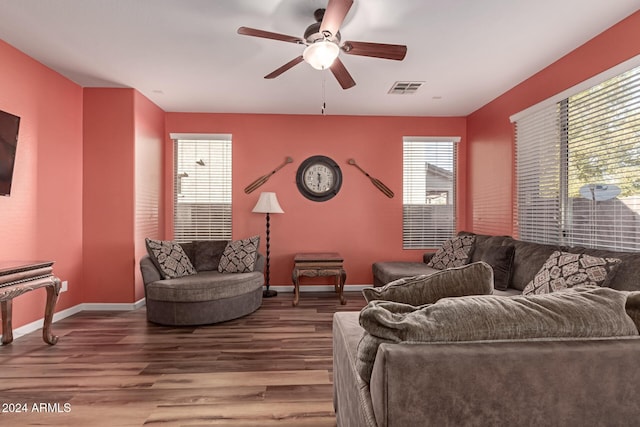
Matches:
[[356, 287, 638, 383], [362, 261, 494, 305], [426, 235, 476, 270], [522, 251, 621, 295], [480, 245, 515, 291], [145, 238, 197, 279], [218, 235, 260, 273]]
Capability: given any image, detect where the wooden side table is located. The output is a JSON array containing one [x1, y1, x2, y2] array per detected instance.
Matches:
[[292, 253, 346, 306], [0, 261, 61, 345]]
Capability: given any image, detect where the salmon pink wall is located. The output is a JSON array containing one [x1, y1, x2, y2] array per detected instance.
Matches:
[[133, 91, 165, 301], [0, 40, 84, 331], [83, 89, 136, 303], [83, 88, 165, 304], [467, 10, 640, 236], [165, 113, 467, 286]]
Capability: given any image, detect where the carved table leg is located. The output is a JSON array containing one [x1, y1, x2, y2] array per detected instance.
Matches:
[[338, 269, 347, 305], [42, 278, 61, 345], [1, 299, 13, 345], [292, 269, 300, 307]]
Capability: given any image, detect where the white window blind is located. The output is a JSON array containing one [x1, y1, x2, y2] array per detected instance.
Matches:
[[173, 135, 232, 242], [514, 103, 562, 244], [515, 64, 640, 251], [565, 67, 640, 250], [403, 138, 458, 249]]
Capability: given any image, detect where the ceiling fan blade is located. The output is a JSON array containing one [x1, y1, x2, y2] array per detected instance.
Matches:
[[264, 56, 305, 79], [237, 27, 304, 44], [342, 41, 407, 61], [320, 0, 354, 37], [330, 57, 356, 89]]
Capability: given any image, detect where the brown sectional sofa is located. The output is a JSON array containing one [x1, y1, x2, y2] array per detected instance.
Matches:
[[335, 233, 640, 426], [140, 240, 265, 326], [373, 232, 640, 294]]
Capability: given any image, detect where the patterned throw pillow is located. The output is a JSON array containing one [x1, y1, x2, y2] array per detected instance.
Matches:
[[145, 238, 197, 279], [522, 251, 621, 295], [426, 235, 476, 270], [218, 236, 260, 273]]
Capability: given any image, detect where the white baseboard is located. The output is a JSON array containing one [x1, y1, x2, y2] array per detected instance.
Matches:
[[7, 298, 147, 342]]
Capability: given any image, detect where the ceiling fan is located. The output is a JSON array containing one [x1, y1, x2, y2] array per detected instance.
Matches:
[[237, 0, 407, 89]]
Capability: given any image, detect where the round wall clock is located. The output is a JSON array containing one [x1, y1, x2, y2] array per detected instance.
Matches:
[[296, 155, 342, 202]]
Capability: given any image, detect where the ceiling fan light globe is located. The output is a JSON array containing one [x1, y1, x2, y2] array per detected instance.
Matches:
[[303, 41, 339, 70]]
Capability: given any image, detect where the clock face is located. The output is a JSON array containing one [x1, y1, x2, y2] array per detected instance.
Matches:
[[303, 163, 335, 194], [296, 155, 342, 202]]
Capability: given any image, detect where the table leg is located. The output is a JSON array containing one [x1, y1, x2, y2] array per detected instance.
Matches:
[[42, 279, 61, 345], [338, 269, 347, 305], [1, 299, 13, 345], [292, 269, 300, 307]]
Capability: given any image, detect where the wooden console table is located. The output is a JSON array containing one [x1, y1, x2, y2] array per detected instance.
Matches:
[[292, 253, 346, 306], [0, 261, 61, 345]]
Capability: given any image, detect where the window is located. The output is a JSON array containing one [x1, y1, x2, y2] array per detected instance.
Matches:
[[514, 63, 640, 251], [171, 134, 232, 242], [403, 137, 459, 249]]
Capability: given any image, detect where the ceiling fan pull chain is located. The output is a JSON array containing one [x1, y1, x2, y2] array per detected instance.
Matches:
[[322, 72, 327, 115]]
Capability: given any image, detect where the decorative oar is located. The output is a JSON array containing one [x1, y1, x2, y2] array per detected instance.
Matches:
[[244, 157, 293, 194], [348, 159, 394, 198]]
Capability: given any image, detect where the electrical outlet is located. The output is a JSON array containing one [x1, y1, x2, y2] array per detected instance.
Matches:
[[61, 280, 68, 293]]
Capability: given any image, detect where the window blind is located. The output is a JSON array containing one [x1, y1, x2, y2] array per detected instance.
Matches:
[[564, 67, 640, 250], [514, 103, 562, 244], [173, 136, 232, 242], [403, 138, 458, 249], [514, 64, 640, 251]]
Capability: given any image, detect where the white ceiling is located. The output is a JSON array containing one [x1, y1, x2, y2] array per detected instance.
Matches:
[[0, 0, 638, 116]]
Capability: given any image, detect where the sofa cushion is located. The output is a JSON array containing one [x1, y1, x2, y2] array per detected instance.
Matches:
[[356, 287, 638, 383], [363, 261, 493, 305], [146, 270, 264, 302], [625, 292, 640, 333], [479, 245, 515, 291], [218, 236, 260, 273], [145, 238, 197, 279], [461, 232, 513, 263], [523, 251, 621, 295], [193, 240, 228, 271], [426, 235, 475, 270], [508, 239, 562, 291]]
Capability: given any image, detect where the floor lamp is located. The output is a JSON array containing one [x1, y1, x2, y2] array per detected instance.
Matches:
[[252, 192, 284, 297]]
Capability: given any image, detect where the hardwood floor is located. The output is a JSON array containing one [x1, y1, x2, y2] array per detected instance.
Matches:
[[0, 291, 367, 426]]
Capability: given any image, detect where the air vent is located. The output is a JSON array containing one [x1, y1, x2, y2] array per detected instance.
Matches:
[[388, 81, 424, 94]]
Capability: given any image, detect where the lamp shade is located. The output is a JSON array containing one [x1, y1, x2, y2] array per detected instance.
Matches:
[[252, 192, 284, 214], [303, 40, 340, 70]]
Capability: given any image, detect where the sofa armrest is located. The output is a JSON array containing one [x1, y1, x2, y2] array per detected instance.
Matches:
[[140, 255, 162, 285], [369, 337, 640, 427]]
